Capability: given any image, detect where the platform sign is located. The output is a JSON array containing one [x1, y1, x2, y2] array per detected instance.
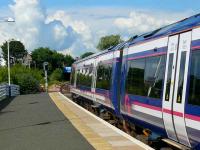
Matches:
[[64, 67, 72, 73], [43, 62, 48, 71]]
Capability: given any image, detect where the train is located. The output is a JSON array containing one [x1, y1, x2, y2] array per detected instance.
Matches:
[[70, 13, 200, 149]]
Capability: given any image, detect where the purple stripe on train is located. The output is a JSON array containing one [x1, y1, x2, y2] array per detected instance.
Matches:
[[191, 39, 200, 48], [191, 39, 200, 51]]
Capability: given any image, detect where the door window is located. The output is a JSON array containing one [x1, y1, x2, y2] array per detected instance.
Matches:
[[165, 53, 174, 101], [176, 51, 187, 103]]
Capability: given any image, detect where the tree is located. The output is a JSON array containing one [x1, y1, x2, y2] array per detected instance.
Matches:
[[97, 35, 123, 51], [0, 53, 2, 67], [1, 40, 27, 65], [80, 52, 94, 59], [64, 54, 75, 66], [31, 47, 53, 70], [31, 47, 75, 72], [51, 51, 65, 69], [50, 68, 64, 82]]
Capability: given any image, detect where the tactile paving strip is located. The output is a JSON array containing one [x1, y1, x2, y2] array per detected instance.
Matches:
[[49, 92, 154, 150]]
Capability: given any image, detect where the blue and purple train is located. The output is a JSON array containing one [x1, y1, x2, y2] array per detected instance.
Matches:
[[70, 13, 200, 149]]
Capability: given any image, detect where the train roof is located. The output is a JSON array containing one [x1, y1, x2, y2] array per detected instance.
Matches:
[[74, 13, 200, 65], [129, 13, 200, 45], [74, 42, 127, 64]]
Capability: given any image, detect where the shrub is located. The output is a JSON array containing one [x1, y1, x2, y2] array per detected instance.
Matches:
[[0, 65, 43, 94], [0, 67, 8, 83], [50, 68, 64, 82], [16, 73, 40, 94], [11, 64, 43, 83]]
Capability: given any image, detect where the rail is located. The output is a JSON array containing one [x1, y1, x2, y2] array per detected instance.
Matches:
[[0, 84, 20, 101]]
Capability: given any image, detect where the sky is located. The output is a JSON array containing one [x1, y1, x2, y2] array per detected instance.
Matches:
[[0, 0, 199, 59]]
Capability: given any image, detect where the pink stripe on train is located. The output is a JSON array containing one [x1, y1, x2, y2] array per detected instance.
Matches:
[[72, 87, 200, 122], [192, 46, 200, 50], [185, 114, 200, 122], [133, 102, 200, 122]]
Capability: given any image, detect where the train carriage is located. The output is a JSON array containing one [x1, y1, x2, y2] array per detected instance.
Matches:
[[70, 46, 123, 111], [70, 13, 200, 149]]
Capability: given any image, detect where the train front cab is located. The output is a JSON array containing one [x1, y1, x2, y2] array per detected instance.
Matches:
[[120, 28, 200, 149]]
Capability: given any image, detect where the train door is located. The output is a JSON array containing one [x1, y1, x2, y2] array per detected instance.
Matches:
[[92, 58, 97, 102], [162, 31, 192, 147]]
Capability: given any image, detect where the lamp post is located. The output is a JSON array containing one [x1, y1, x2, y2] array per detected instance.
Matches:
[[7, 40, 12, 97], [43, 62, 48, 93], [0, 17, 15, 97]]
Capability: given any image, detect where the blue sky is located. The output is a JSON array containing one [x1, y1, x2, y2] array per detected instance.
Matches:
[[0, 0, 199, 58], [0, 0, 199, 12]]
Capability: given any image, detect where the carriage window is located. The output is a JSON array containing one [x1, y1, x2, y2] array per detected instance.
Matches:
[[188, 50, 200, 106], [126, 55, 166, 98], [126, 58, 146, 96], [165, 53, 174, 101], [177, 51, 186, 103], [76, 69, 79, 85], [96, 62, 112, 90], [77, 66, 93, 88], [145, 55, 166, 99], [70, 67, 75, 85]]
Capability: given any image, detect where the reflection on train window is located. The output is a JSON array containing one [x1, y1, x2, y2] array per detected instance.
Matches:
[[165, 53, 174, 101], [188, 50, 200, 106], [76, 66, 93, 88], [126, 58, 146, 96], [177, 51, 186, 103], [145, 55, 166, 99], [70, 67, 75, 85], [96, 62, 112, 90], [126, 55, 166, 99]]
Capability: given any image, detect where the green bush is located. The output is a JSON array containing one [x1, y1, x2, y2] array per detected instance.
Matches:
[[10, 64, 43, 83], [0, 65, 43, 94], [16, 73, 40, 94], [50, 68, 64, 82], [0, 67, 8, 83]]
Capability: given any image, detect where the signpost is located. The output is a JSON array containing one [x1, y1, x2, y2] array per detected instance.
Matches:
[[43, 62, 48, 93]]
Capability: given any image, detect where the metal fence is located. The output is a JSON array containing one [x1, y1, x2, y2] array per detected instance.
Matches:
[[0, 84, 20, 101], [0, 84, 7, 101]]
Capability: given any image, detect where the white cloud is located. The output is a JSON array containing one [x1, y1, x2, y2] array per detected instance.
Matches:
[[114, 11, 193, 37], [46, 10, 92, 40], [0, 0, 95, 57], [0, 1, 195, 58], [46, 10, 95, 56]]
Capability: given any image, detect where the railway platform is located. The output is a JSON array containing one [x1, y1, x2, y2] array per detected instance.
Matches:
[[0, 92, 153, 150], [50, 92, 153, 150], [0, 93, 93, 150]]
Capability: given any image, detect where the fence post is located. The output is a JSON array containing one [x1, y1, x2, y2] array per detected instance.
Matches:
[[8, 85, 11, 98]]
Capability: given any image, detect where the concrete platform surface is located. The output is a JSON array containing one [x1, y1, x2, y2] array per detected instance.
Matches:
[[0, 93, 94, 150], [49, 92, 154, 150]]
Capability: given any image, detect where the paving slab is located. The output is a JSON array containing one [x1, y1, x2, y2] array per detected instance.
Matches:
[[49, 92, 154, 150], [0, 93, 94, 150]]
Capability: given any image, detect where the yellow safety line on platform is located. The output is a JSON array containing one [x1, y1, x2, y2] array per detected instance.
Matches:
[[49, 93, 113, 150]]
